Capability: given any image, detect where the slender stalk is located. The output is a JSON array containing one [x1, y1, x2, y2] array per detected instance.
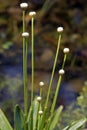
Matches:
[[22, 10, 28, 123], [37, 115, 40, 130], [37, 106, 42, 130], [25, 39, 28, 114], [45, 34, 62, 108], [51, 75, 62, 113], [23, 10, 27, 114], [62, 54, 67, 69], [40, 87, 42, 97], [22, 10, 28, 130], [31, 17, 34, 104], [37, 114, 42, 130], [51, 51, 68, 113], [23, 11, 25, 32]]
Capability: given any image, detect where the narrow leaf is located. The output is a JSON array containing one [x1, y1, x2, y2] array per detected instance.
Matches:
[[33, 98, 39, 130], [62, 126, 69, 130], [0, 109, 13, 130], [62, 118, 86, 130], [68, 118, 86, 130], [46, 105, 63, 130], [27, 106, 33, 130], [14, 105, 24, 130], [27, 99, 39, 130]]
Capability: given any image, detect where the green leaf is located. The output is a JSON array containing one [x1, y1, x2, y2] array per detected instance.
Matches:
[[62, 126, 69, 130], [32, 99, 39, 130], [14, 105, 24, 130], [27, 98, 39, 130], [46, 105, 63, 130], [27, 106, 33, 130], [62, 118, 86, 130], [0, 109, 13, 130], [68, 118, 86, 130]]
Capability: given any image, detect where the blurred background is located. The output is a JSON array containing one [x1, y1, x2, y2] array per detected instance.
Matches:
[[0, 0, 87, 127]]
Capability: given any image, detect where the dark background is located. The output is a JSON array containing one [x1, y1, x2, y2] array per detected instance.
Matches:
[[0, 0, 87, 125]]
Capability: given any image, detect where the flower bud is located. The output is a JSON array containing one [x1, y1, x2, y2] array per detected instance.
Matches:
[[38, 110, 43, 115], [59, 69, 65, 75], [20, 3, 28, 9], [29, 11, 36, 17], [22, 32, 29, 38], [63, 48, 70, 54], [37, 96, 42, 102], [57, 27, 63, 33], [39, 81, 44, 87]]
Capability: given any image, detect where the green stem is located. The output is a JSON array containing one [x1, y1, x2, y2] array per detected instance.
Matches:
[[40, 87, 42, 97], [51, 53, 68, 113], [22, 10, 27, 130], [22, 11, 28, 130], [38, 105, 42, 130], [37, 115, 40, 130], [22, 10, 27, 115], [51, 75, 62, 113], [25, 39, 28, 114], [37, 109, 43, 130], [45, 34, 62, 108], [23, 11, 25, 32], [31, 17, 34, 104], [62, 54, 67, 69]]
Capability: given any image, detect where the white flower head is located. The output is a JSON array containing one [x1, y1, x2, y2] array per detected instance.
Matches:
[[59, 69, 65, 75], [29, 11, 36, 17], [22, 32, 29, 38], [63, 48, 70, 54], [39, 81, 44, 87], [38, 110, 43, 115], [37, 96, 42, 102], [57, 26, 63, 33], [20, 3, 28, 9]]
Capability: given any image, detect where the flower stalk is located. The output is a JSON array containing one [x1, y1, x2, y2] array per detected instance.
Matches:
[[20, 4, 29, 130], [45, 27, 63, 108], [29, 11, 36, 104], [62, 48, 70, 69], [51, 69, 65, 114]]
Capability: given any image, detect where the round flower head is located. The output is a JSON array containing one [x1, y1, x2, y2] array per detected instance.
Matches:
[[38, 110, 43, 115], [29, 11, 36, 17], [39, 81, 44, 87], [63, 48, 70, 54], [59, 69, 65, 75], [20, 3, 28, 10], [37, 96, 42, 102], [22, 32, 29, 38], [57, 26, 63, 33]]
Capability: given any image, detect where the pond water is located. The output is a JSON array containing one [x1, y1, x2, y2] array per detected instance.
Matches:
[[0, 44, 85, 106], [0, 44, 86, 126]]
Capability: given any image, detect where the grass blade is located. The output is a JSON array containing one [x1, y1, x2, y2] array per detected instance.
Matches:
[[14, 105, 24, 130], [46, 105, 63, 130], [68, 118, 86, 130], [27, 99, 39, 130], [32, 99, 39, 130], [0, 109, 13, 130], [62, 118, 86, 130]]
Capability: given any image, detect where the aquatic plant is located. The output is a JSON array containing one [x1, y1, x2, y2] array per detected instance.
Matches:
[[0, 2, 86, 130]]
